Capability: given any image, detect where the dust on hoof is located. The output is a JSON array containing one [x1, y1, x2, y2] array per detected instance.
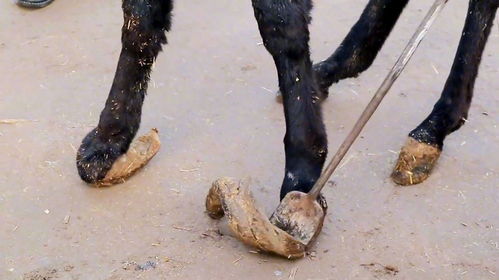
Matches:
[[95, 129, 161, 187], [270, 191, 327, 245], [205, 177, 307, 259], [205, 180, 225, 219], [391, 137, 441, 186]]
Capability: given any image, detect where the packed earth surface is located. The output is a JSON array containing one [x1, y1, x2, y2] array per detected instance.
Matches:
[[1, 0, 498, 279]]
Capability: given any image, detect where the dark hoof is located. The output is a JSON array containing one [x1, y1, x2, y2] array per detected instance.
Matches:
[[391, 137, 441, 185], [76, 128, 161, 186], [76, 128, 126, 184]]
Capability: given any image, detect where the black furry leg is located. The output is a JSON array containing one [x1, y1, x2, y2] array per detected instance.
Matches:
[[252, 0, 328, 200], [76, 0, 173, 184], [391, 0, 497, 185], [313, 0, 409, 95], [410, 0, 497, 148]]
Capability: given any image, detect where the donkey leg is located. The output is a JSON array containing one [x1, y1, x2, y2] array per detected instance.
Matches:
[[76, 0, 173, 183], [314, 0, 410, 97], [392, 0, 498, 185], [252, 0, 328, 199]]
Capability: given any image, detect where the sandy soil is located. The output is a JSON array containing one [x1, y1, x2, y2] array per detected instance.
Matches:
[[1, 0, 498, 279]]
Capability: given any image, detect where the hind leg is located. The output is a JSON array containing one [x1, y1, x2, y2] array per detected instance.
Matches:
[[392, 0, 498, 185], [276, 0, 409, 102], [76, 0, 173, 184], [313, 0, 410, 97]]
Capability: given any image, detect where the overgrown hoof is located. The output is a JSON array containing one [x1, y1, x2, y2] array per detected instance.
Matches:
[[205, 177, 307, 259], [391, 137, 441, 186], [76, 129, 160, 186]]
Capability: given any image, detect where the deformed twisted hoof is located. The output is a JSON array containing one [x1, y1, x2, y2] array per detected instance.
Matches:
[[391, 137, 441, 185], [206, 178, 307, 259], [77, 129, 161, 187], [98, 129, 161, 186]]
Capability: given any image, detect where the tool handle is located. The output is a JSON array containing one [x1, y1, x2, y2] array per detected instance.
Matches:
[[308, 0, 449, 200]]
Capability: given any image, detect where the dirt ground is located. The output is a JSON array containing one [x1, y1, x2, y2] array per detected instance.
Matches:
[[1, 0, 498, 279]]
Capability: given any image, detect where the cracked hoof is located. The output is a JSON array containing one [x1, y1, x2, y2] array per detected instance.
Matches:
[[77, 129, 161, 186], [391, 137, 441, 186]]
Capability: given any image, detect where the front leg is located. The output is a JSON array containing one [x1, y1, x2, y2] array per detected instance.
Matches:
[[252, 0, 328, 200], [77, 0, 173, 183]]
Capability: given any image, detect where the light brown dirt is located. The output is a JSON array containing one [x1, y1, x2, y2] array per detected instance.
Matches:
[[1, 0, 498, 279], [391, 137, 442, 186]]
